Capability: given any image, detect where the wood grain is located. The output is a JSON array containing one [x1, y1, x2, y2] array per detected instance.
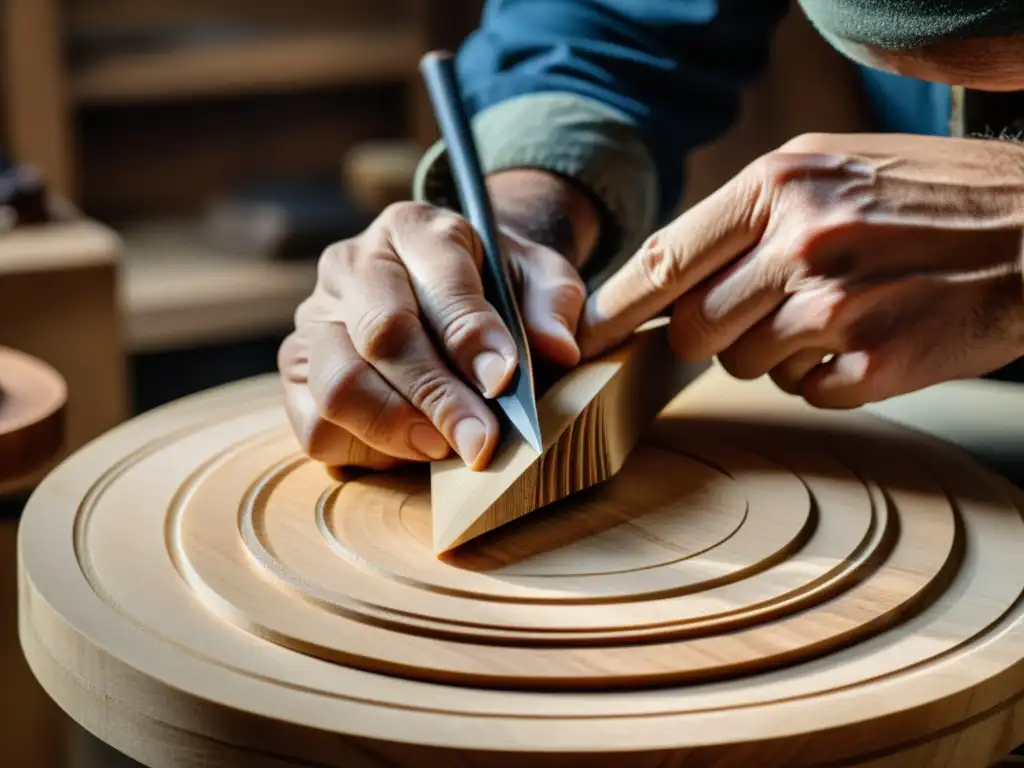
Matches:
[[0, 346, 65, 485], [430, 320, 707, 552], [17, 358, 1024, 767]]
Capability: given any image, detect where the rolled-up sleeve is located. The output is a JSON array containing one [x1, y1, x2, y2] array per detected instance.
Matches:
[[413, 0, 789, 280]]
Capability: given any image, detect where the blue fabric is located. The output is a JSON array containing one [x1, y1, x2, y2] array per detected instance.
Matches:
[[455, 1, 953, 221], [456, 0, 789, 223], [857, 67, 952, 136]]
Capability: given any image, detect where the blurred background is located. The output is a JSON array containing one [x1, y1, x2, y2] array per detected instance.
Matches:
[[0, 1, 874, 765]]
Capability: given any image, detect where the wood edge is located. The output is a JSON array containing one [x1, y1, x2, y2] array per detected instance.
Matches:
[[0, 218, 123, 274], [19, 593, 1024, 767], [0, 403, 65, 491], [0, 348, 68, 488]]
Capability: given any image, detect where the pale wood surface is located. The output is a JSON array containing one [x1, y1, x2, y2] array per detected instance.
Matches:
[[0, 347, 65, 486], [430, 320, 707, 552], [17, 357, 1024, 767]]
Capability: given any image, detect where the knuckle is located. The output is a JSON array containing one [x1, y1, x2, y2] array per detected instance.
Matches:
[[352, 306, 421, 361], [318, 239, 403, 289], [405, 369, 459, 425], [426, 209, 474, 247], [379, 200, 446, 233], [638, 234, 685, 292], [749, 152, 791, 189], [315, 359, 369, 421], [316, 240, 361, 291], [318, 239, 354, 275], [751, 146, 829, 206], [436, 298, 497, 350], [780, 132, 831, 154]]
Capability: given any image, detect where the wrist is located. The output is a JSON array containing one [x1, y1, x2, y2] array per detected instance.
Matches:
[[485, 168, 601, 270]]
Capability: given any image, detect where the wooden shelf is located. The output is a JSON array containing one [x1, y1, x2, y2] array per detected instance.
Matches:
[[70, 27, 424, 105], [119, 220, 317, 353]]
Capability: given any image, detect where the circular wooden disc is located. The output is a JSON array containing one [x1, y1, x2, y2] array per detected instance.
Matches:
[[0, 346, 65, 486], [18, 370, 1024, 767]]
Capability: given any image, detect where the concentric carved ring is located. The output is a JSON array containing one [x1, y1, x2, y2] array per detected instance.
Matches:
[[170, 424, 956, 690]]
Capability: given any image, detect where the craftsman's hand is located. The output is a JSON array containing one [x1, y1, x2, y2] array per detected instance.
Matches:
[[279, 170, 599, 470], [579, 133, 1024, 408]]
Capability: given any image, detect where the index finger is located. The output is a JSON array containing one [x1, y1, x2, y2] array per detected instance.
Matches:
[[577, 168, 766, 359]]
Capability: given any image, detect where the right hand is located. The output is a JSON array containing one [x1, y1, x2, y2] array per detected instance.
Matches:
[[278, 199, 589, 471]]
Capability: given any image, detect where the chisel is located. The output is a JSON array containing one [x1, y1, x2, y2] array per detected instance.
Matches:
[[419, 50, 543, 453]]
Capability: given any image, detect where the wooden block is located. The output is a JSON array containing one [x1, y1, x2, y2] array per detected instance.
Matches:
[[16, 359, 1024, 766], [0, 212, 128, 493], [0, 346, 65, 486], [430, 319, 707, 553]]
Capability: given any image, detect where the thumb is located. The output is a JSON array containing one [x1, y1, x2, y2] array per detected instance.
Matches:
[[515, 244, 586, 368]]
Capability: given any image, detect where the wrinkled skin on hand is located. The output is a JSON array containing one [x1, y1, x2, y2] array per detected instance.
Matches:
[[579, 132, 1024, 408], [278, 201, 586, 470]]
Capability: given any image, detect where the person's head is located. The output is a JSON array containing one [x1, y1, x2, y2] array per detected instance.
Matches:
[[799, 0, 1024, 91]]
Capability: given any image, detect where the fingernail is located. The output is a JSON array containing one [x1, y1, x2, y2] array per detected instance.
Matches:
[[472, 351, 510, 396], [408, 422, 450, 460], [453, 417, 488, 465]]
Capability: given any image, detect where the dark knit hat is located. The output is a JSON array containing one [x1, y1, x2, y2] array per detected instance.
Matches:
[[799, 0, 1024, 51]]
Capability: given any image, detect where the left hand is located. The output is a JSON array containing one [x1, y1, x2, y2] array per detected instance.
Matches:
[[577, 132, 1024, 408]]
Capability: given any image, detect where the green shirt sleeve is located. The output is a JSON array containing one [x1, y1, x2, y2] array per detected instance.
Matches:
[[412, 91, 657, 288]]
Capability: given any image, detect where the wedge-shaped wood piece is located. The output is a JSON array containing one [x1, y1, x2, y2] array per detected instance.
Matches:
[[429, 319, 708, 554]]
